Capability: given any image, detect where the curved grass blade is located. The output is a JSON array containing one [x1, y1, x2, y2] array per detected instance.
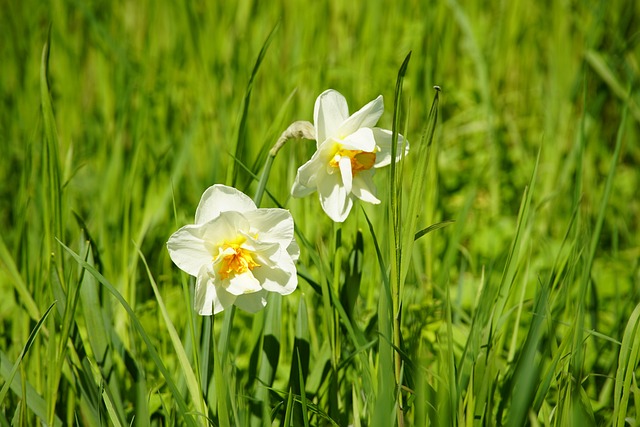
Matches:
[[251, 294, 282, 427], [40, 26, 63, 247], [289, 297, 310, 426], [0, 352, 63, 427], [613, 302, 640, 427], [58, 240, 198, 427], [228, 22, 279, 187], [0, 302, 56, 405], [137, 246, 207, 418], [414, 220, 454, 241], [0, 235, 40, 321]]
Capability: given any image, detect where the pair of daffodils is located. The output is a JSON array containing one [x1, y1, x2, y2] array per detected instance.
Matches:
[[167, 89, 407, 314]]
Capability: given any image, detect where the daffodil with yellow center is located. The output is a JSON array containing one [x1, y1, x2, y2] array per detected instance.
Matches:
[[216, 237, 260, 281], [292, 89, 409, 222], [167, 185, 299, 315], [328, 148, 377, 176]]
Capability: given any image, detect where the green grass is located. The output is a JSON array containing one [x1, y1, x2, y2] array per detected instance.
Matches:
[[1, 0, 639, 425]]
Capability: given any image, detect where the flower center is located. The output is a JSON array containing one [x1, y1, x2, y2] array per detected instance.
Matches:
[[329, 149, 376, 176], [217, 239, 260, 280]]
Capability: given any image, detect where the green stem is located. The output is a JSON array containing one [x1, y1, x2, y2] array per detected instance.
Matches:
[[389, 52, 411, 427], [254, 155, 275, 207], [220, 120, 313, 360], [253, 120, 314, 208], [217, 305, 236, 365], [331, 222, 343, 367], [330, 221, 343, 420]]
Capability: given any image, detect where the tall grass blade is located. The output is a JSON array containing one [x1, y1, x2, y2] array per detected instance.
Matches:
[[613, 302, 640, 427], [414, 220, 454, 242], [505, 281, 550, 425], [364, 209, 395, 427], [0, 352, 63, 427], [389, 51, 411, 427], [0, 236, 40, 321], [289, 297, 310, 426], [572, 100, 627, 382], [402, 87, 440, 282], [0, 302, 55, 405], [40, 26, 63, 250], [251, 294, 282, 427], [228, 23, 279, 187], [212, 315, 231, 427], [585, 50, 640, 123], [58, 241, 198, 427], [137, 246, 207, 418]]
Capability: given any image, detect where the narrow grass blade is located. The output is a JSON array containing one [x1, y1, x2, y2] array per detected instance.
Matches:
[[613, 302, 640, 427], [362, 211, 395, 427], [212, 314, 231, 427], [228, 23, 279, 187], [414, 219, 454, 241], [573, 100, 627, 380], [297, 349, 311, 427], [76, 235, 115, 378], [137, 246, 207, 418], [505, 281, 550, 425], [435, 187, 477, 291], [58, 241, 198, 427], [0, 235, 40, 321], [402, 87, 440, 283], [0, 352, 63, 427], [40, 26, 63, 261], [0, 302, 56, 405], [283, 388, 295, 427], [289, 297, 310, 426], [102, 385, 124, 427], [585, 50, 640, 123], [251, 294, 282, 426]]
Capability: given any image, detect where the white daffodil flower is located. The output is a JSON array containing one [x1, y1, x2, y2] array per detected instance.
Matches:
[[167, 185, 299, 315], [291, 89, 409, 222]]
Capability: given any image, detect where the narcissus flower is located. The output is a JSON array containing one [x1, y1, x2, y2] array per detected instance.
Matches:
[[291, 89, 409, 222], [167, 185, 299, 315]]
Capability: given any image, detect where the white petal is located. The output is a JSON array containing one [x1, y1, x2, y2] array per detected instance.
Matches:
[[233, 290, 268, 313], [372, 128, 409, 168], [195, 184, 256, 224], [253, 258, 297, 295], [225, 271, 262, 295], [243, 208, 295, 247], [338, 95, 383, 137], [352, 173, 381, 204], [291, 181, 316, 198], [242, 237, 280, 257], [291, 155, 321, 197], [194, 268, 235, 315], [287, 238, 300, 262], [167, 224, 213, 276], [202, 211, 250, 248], [317, 173, 353, 222], [340, 127, 377, 152], [314, 89, 349, 143], [338, 156, 353, 194]]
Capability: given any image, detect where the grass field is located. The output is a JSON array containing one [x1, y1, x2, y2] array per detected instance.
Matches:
[[1, 0, 639, 425]]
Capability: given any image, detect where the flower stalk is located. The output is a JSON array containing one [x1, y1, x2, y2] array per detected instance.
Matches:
[[389, 52, 411, 427], [254, 121, 314, 207]]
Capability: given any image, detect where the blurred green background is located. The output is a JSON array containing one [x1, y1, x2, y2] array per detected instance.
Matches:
[[1, 0, 639, 425]]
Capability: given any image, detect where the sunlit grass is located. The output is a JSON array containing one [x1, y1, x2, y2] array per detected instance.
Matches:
[[1, 0, 639, 425]]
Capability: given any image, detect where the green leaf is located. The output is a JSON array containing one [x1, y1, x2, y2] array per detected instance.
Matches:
[[613, 302, 640, 427], [58, 240, 198, 427], [228, 22, 279, 187], [0, 302, 56, 406], [137, 246, 207, 418], [0, 352, 63, 427]]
